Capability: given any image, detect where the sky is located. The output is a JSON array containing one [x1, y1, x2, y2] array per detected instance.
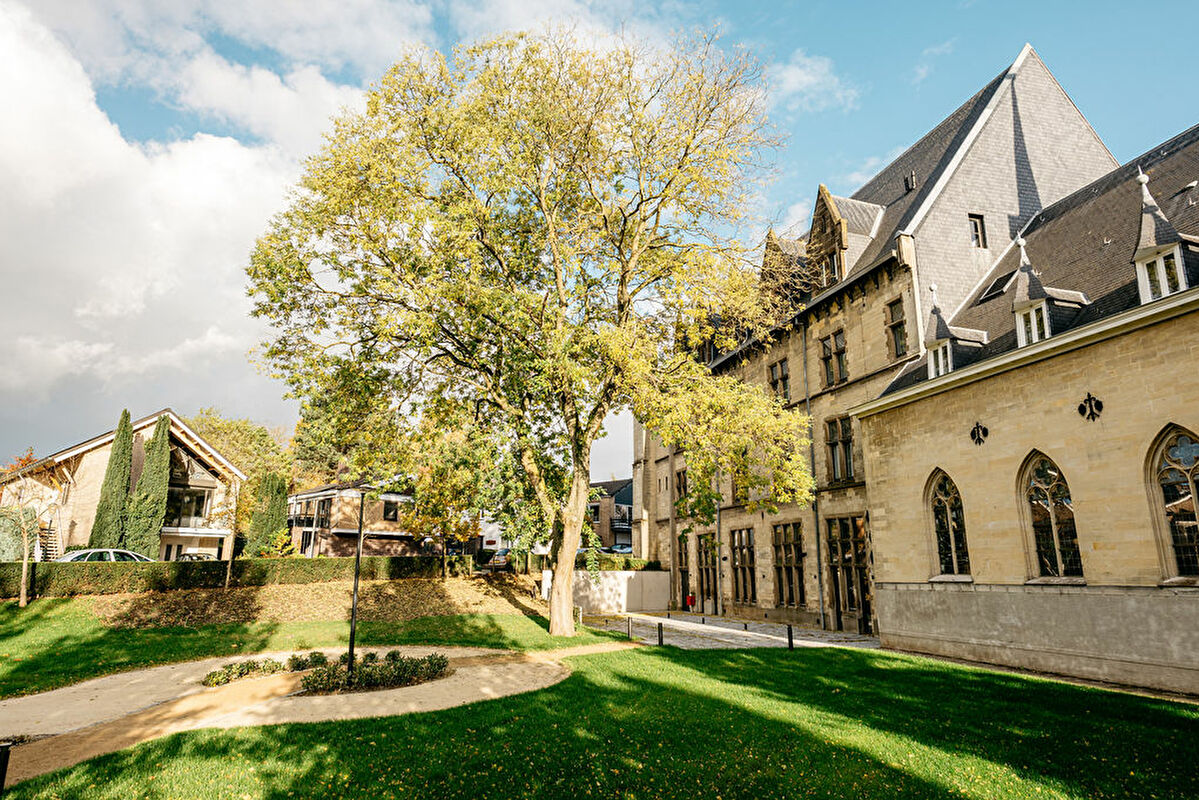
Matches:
[[2, 0, 1197, 481]]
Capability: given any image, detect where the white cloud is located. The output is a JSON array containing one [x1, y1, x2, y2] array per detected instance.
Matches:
[[0, 2, 292, 411], [841, 145, 909, 189], [912, 38, 955, 85], [780, 199, 812, 237], [768, 49, 857, 113]]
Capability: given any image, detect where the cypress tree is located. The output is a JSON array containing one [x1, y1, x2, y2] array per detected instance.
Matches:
[[126, 415, 172, 558], [90, 409, 133, 548], [248, 472, 288, 555]]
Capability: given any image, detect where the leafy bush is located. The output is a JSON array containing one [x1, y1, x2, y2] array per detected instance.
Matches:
[[300, 652, 450, 694], [571, 554, 663, 571], [201, 657, 285, 687], [0, 555, 475, 598]]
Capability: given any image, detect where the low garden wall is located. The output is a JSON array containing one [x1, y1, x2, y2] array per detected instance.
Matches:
[[0, 555, 475, 598], [541, 569, 671, 614]]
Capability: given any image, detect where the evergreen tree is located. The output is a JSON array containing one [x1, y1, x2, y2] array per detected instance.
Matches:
[[125, 415, 171, 557], [248, 472, 288, 556], [90, 409, 133, 548]]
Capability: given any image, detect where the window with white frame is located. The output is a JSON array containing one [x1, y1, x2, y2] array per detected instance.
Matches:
[[1015, 302, 1050, 347], [1136, 247, 1187, 303], [927, 341, 952, 379]]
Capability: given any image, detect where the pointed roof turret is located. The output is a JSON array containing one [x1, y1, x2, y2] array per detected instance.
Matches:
[[924, 284, 952, 346], [1010, 237, 1048, 310], [1134, 167, 1183, 260]]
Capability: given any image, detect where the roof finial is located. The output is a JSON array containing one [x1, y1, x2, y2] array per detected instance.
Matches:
[[929, 283, 939, 309], [1136, 166, 1149, 186]]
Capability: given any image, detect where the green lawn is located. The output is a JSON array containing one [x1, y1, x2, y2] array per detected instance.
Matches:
[[10, 646, 1198, 799], [0, 599, 618, 697]]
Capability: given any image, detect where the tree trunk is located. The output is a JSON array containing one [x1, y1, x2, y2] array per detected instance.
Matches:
[[19, 522, 31, 608], [547, 471, 591, 636]]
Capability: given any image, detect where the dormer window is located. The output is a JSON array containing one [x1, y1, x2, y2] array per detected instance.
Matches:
[[928, 341, 952, 379], [1136, 246, 1187, 303], [1015, 302, 1050, 347], [968, 214, 988, 249]]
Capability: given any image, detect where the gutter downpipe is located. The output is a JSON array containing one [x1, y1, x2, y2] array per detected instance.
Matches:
[[801, 321, 826, 630]]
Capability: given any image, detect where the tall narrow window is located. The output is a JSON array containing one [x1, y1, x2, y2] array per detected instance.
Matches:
[[827, 417, 854, 482], [730, 527, 756, 604], [697, 536, 717, 604], [1155, 431, 1199, 576], [1016, 303, 1050, 347], [968, 214, 988, 248], [886, 298, 908, 359], [928, 342, 952, 379], [1025, 455, 1083, 578], [674, 469, 688, 502], [929, 471, 970, 575], [820, 331, 848, 386], [1137, 247, 1188, 303], [768, 358, 791, 402], [772, 522, 804, 607]]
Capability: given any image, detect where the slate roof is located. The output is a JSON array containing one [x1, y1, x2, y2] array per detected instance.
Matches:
[[830, 195, 884, 236], [592, 478, 633, 498], [883, 122, 1199, 395], [844, 70, 1010, 277]]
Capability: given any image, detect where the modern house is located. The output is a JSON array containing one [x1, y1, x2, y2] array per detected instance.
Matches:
[[0, 409, 245, 561], [589, 479, 634, 549], [634, 44, 1117, 633], [852, 125, 1199, 693]]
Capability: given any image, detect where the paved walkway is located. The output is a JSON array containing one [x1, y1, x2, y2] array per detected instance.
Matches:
[[586, 612, 880, 650], [2, 641, 637, 786]]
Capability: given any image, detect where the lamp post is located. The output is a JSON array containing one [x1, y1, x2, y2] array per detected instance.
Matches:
[[347, 489, 366, 684]]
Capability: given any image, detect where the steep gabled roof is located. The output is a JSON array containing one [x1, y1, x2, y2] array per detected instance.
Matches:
[[0, 409, 248, 485], [882, 122, 1199, 395]]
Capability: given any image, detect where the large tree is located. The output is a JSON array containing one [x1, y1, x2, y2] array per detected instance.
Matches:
[[90, 409, 133, 549], [248, 29, 813, 635], [247, 471, 289, 556], [125, 415, 171, 558]]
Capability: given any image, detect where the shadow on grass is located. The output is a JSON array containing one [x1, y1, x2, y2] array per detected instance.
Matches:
[[10, 647, 1198, 799]]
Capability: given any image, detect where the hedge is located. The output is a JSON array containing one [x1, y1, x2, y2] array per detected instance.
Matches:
[[573, 554, 663, 572], [0, 555, 474, 599]]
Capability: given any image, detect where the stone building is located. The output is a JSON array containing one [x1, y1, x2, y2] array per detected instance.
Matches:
[[853, 124, 1199, 693], [633, 44, 1118, 633], [0, 409, 245, 561]]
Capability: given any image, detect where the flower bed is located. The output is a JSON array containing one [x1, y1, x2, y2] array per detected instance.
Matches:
[[200, 649, 450, 693]]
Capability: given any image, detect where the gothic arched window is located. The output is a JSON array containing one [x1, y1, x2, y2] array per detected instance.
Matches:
[[1155, 431, 1199, 576], [929, 471, 970, 575], [1024, 455, 1083, 578]]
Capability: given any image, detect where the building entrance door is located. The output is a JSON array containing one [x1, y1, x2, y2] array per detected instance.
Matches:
[[697, 536, 717, 615], [825, 516, 872, 634]]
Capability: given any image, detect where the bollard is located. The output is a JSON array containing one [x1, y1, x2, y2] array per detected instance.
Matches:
[[0, 740, 10, 795], [627, 616, 632, 640], [667, 611, 671, 619], [787, 624, 794, 650], [701, 616, 705, 625], [657, 622, 664, 646], [743, 622, 748, 631]]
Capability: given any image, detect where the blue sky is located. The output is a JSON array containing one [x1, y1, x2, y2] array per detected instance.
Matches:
[[1, 0, 1196, 479]]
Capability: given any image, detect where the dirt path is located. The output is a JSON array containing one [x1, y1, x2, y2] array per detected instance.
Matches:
[[4, 641, 639, 786]]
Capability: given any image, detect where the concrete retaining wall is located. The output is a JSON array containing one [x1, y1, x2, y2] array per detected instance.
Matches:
[[541, 570, 671, 614]]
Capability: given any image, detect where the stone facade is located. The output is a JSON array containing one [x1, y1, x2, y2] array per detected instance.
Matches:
[[633, 44, 1117, 636], [857, 299, 1199, 693]]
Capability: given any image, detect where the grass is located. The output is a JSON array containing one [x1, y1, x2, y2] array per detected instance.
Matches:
[[0, 598, 619, 698], [11, 647, 1199, 799]]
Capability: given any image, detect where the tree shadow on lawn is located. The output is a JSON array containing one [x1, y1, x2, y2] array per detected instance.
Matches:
[[652, 646, 1199, 799], [14, 647, 1198, 799], [0, 585, 280, 698]]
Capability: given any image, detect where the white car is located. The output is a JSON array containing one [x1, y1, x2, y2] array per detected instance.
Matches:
[[55, 549, 154, 563]]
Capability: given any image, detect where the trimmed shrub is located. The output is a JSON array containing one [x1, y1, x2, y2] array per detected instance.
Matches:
[[572, 554, 663, 571], [125, 415, 171, 558], [300, 651, 450, 694], [201, 657, 286, 687], [90, 409, 133, 549], [0, 555, 475, 598]]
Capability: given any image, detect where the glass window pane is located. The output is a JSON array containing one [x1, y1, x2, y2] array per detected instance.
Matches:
[[1022, 311, 1034, 344], [1163, 252, 1180, 293], [1147, 260, 1162, 299], [1035, 306, 1047, 340]]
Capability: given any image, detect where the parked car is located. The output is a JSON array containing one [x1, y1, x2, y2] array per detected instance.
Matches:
[[489, 548, 514, 572], [610, 544, 633, 555], [55, 549, 154, 563], [176, 552, 216, 561]]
